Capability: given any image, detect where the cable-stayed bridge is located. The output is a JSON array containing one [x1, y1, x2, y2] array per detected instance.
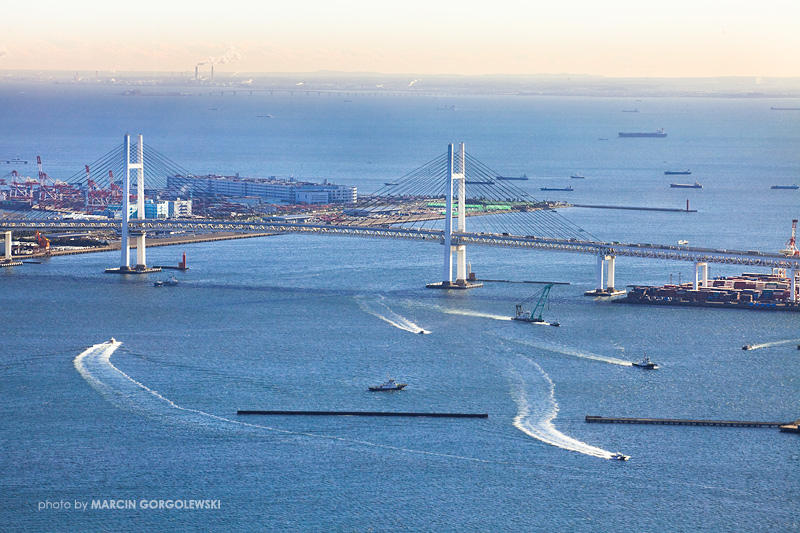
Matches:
[[2, 136, 800, 298]]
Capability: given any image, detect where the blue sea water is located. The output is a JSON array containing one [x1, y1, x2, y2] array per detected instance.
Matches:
[[1, 83, 799, 531]]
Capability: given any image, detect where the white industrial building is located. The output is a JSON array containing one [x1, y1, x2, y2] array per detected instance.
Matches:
[[166, 175, 356, 205]]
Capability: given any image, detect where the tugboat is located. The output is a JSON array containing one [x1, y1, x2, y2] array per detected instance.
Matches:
[[513, 283, 560, 326], [742, 344, 753, 350], [368, 376, 407, 391], [632, 355, 659, 369], [154, 275, 179, 287], [610, 453, 630, 461]]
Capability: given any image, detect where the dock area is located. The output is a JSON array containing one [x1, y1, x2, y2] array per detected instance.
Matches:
[[572, 204, 696, 213], [585, 415, 787, 428], [237, 410, 488, 418]]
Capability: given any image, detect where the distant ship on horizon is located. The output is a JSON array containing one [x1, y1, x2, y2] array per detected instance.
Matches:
[[619, 129, 667, 138]]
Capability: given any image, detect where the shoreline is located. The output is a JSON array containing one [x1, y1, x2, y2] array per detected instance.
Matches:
[[13, 232, 280, 260]]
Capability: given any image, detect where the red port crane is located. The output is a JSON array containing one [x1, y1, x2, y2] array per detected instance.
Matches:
[[781, 219, 799, 257]]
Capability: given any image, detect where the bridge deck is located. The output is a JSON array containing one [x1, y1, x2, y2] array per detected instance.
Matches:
[[3, 219, 800, 268]]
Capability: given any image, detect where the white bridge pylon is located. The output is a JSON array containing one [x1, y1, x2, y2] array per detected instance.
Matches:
[[428, 143, 482, 290], [116, 133, 157, 273]]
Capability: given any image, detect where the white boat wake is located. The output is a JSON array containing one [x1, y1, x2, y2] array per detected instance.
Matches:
[[510, 354, 617, 459], [437, 308, 514, 321], [74, 341, 507, 464], [744, 338, 800, 350], [501, 335, 632, 366], [356, 296, 430, 334]]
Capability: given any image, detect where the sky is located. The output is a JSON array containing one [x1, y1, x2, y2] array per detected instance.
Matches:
[[1, 0, 799, 77]]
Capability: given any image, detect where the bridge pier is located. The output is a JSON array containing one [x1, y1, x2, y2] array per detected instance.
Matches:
[[134, 232, 147, 269], [694, 262, 708, 289], [0, 230, 22, 267], [427, 143, 481, 290], [585, 252, 625, 297], [4, 230, 11, 260]]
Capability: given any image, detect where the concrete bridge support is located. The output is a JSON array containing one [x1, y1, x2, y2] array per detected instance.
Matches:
[[694, 262, 708, 290], [4, 231, 11, 260], [585, 252, 624, 296]]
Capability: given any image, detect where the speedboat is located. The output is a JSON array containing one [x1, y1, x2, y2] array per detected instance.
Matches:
[[610, 453, 630, 461], [632, 355, 659, 369], [368, 377, 407, 391], [742, 344, 753, 350], [154, 275, 179, 287]]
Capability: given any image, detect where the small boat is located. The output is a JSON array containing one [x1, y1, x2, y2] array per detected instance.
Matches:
[[665, 169, 692, 175], [384, 182, 399, 186], [632, 355, 659, 369], [154, 275, 179, 287], [742, 344, 753, 350], [570, 174, 586, 179], [368, 377, 407, 391], [670, 182, 702, 189], [677, 240, 689, 245], [610, 453, 630, 461], [540, 185, 574, 192], [770, 184, 799, 190]]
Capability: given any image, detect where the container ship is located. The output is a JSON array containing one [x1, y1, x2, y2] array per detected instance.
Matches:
[[617, 272, 800, 311], [618, 129, 667, 138]]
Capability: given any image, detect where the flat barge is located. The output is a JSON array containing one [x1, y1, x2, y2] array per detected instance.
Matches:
[[586, 415, 787, 428], [619, 129, 667, 138], [237, 410, 488, 418]]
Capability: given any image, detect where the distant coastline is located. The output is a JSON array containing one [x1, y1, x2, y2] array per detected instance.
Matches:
[[2, 71, 800, 98]]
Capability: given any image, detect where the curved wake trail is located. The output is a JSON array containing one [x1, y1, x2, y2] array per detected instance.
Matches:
[[356, 296, 430, 334], [74, 341, 502, 464], [502, 336, 632, 366], [510, 354, 616, 459], [438, 308, 514, 321], [746, 338, 800, 350]]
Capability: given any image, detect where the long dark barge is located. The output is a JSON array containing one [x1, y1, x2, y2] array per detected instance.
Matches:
[[585, 415, 787, 428], [237, 410, 488, 418]]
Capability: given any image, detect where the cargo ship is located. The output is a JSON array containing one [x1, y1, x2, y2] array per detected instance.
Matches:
[[540, 185, 573, 192], [665, 170, 691, 175], [496, 175, 529, 181], [670, 182, 702, 188], [618, 129, 667, 138], [771, 184, 799, 190], [616, 272, 800, 312]]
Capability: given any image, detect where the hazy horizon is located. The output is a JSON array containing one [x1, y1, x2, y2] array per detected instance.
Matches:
[[1, 1, 798, 78]]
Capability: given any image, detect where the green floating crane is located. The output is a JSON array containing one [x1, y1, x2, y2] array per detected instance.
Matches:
[[513, 283, 560, 326]]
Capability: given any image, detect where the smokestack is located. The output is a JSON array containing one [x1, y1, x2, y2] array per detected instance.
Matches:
[[195, 66, 198, 81], [211, 65, 214, 81]]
